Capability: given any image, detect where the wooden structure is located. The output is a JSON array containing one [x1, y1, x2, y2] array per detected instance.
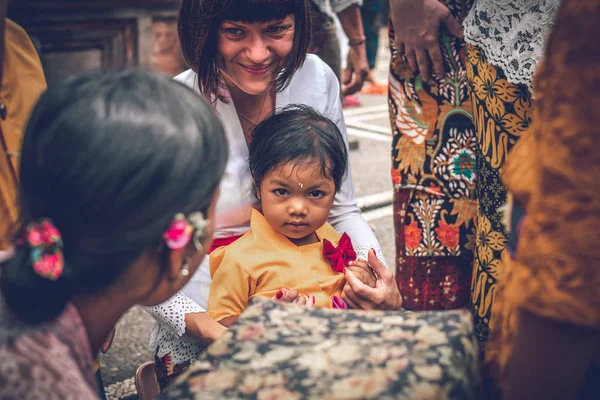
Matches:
[[7, 0, 188, 83]]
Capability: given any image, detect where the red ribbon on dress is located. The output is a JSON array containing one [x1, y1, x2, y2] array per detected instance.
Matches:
[[323, 232, 357, 273]]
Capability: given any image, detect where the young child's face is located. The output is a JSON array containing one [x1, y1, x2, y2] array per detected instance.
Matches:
[[258, 160, 336, 246]]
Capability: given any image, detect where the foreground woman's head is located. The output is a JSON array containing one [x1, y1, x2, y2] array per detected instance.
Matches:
[[0, 69, 228, 323], [178, 0, 311, 100]]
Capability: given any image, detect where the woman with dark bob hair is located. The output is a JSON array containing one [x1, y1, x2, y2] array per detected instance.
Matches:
[[147, 0, 403, 386], [0, 69, 228, 398]]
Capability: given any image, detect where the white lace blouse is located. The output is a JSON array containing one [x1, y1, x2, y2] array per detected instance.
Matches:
[[463, 0, 560, 90], [146, 54, 386, 364]]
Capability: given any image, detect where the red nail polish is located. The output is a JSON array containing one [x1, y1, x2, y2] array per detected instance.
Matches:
[[276, 290, 283, 299], [312, 296, 316, 303], [343, 267, 347, 274]]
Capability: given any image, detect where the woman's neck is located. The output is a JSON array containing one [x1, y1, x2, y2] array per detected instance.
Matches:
[[227, 82, 267, 106], [72, 291, 133, 355], [226, 81, 275, 131]]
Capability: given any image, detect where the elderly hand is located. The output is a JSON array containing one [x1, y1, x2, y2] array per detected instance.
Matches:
[[342, 249, 403, 311], [343, 44, 370, 96], [390, 0, 463, 81]]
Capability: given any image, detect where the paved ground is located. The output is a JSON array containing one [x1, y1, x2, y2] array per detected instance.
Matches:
[[102, 30, 395, 400]]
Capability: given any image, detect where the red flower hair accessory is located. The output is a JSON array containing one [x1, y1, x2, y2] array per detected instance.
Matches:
[[323, 232, 357, 273], [17, 219, 64, 281], [164, 212, 210, 251]]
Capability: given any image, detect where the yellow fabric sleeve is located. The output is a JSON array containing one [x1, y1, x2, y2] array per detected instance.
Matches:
[[208, 248, 252, 322]]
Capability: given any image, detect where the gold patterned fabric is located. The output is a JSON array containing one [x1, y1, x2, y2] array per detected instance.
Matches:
[[487, 0, 600, 393], [465, 44, 533, 342]]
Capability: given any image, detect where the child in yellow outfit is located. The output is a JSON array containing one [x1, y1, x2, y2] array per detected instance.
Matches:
[[208, 105, 372, 325]]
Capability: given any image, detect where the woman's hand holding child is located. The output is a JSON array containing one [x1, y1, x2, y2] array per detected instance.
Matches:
[[345, 259, 377, 288], [343, 249, 403, 311]]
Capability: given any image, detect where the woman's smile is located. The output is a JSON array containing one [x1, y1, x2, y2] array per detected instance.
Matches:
[[217, 16, 295, 96], [237, 61, 276, 75]]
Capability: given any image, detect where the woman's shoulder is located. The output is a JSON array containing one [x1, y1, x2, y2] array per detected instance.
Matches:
[[291, 54, 338, 89], [285, 55, 340, 112], [174, 69, 197, 88], [0, 302, 97, 398]]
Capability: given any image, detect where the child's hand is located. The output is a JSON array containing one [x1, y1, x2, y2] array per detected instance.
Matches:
[[341, 259, 377, 309], [273, 288, 315, 306], [343, 249, 403, 310], [346, 259, 376, 288]]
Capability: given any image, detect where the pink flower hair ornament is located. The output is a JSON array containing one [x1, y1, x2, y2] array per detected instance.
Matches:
[[163, 212, 210, 251], [16, 219, 65, 281]]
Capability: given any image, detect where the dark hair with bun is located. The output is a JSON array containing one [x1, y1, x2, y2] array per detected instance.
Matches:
[[0, 69, 228, 324]]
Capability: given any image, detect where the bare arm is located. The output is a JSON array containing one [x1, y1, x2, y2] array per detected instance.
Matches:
[[184, 312, 227, 343], [336, 4, 369, 95], [218, 316, 238, 328]]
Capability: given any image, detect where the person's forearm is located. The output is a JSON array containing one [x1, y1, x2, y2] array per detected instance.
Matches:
[[219, 316, 238, 328], [184, 312, 226, 342], [337, 5, 366, 43]]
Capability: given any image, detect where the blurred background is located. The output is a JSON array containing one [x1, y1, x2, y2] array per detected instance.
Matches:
[[10, 0, 186, 83]]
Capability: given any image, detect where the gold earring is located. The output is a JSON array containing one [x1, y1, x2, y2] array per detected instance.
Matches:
[[179, 257, 190, 278]]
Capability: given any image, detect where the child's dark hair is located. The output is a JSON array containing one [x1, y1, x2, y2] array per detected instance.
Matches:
[[249, 104, 348, 193], [0, 69, 228, 324]]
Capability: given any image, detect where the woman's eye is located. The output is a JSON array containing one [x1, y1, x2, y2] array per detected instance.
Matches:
[[273, 188, 289, 196], [224, 27, 243, 36], [308, 190, 325, 199], [267, 26, 286, 34]]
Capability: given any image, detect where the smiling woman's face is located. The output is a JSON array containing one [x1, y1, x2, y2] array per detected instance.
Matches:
[[217, 15, 295, 96]]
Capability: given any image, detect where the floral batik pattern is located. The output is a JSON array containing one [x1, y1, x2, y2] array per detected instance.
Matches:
[[389, 0, 477, 311], [159, 299, 481, 399], [465, 44, 533, 342]]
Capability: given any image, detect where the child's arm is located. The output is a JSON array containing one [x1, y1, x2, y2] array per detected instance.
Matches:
[[218, 316, 239, 327], [184, 312, 227, 344], [208, 249, 252, 324]]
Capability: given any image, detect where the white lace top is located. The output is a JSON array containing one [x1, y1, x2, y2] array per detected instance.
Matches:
[[146, 54, 386, 365], [463, 0, 561, 89]]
